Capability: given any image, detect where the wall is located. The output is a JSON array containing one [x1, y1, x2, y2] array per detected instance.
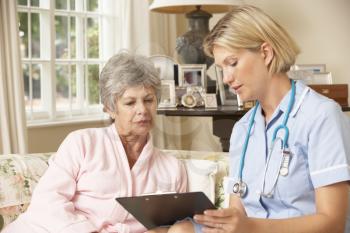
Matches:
[[28, 120, 108, 153], [244, 0, 350, 92]]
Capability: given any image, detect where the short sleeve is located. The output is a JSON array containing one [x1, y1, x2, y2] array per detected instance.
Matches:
[[308, 103, 350, 188]]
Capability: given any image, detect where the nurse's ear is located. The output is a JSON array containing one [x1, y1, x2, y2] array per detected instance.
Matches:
[[260, 42, 274, 67]]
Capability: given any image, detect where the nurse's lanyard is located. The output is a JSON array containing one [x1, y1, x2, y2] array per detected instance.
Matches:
[[232, 80, 295, 198]]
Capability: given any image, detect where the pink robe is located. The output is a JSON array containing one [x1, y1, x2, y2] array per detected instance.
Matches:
[[2, 125, 187, 233]]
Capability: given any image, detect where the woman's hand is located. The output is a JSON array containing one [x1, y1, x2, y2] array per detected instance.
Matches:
[[194, 207, 251, 233]]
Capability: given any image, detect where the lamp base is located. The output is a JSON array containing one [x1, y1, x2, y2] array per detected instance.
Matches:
[[175, 7, 214, 67]]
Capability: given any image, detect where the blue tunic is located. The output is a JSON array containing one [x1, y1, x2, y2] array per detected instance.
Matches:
[[226, 81, 350, 227]]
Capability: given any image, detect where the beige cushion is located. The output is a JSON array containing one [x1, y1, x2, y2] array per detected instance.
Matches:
[[183, 159, 217, 203], [162, 149, 229, 208]]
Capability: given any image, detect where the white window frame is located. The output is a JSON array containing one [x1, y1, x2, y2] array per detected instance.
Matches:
[[17, 0, 121, 126]]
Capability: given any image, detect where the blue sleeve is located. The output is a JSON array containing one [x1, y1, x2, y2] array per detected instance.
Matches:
[[308, 102, 350, 188]]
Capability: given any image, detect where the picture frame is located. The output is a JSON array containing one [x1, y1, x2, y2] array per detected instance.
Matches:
[[158, 80, 176, 108], [291, 64, 326, 73], [149, 55, 176, 80], [204, 93, 218, 109], [312, 72, 333, 84], [287, 70, 314, 84], [215, 66, 238, 106], [288, 70, 333, 85], [178, 64, 207, 89]]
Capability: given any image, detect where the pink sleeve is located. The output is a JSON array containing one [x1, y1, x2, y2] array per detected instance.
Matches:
[[25, 132, 98, 232]]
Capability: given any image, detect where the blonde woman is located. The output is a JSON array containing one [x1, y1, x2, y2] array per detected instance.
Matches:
[[171, 5, 350, 233]]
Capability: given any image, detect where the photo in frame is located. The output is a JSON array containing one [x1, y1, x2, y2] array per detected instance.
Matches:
[[158, 80, 176, 108], [178, 64, 207, 89], [215, 66, 238, 106]]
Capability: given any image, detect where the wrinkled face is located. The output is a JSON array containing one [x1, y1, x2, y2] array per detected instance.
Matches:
[[113, 85, 157, 137], [213, 44, 271, 102]]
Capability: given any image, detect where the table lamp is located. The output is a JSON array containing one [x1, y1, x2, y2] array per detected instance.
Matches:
[[149, 0, 242, 66]]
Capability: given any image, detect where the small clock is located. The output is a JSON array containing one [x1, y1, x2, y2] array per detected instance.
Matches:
[[181, 94, 197, 108]]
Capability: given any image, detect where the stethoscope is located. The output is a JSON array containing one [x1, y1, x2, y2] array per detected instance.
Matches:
[[232, 80, 296, 198]]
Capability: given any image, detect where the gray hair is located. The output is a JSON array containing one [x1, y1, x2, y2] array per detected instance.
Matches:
[[99, 51, 161, 112]]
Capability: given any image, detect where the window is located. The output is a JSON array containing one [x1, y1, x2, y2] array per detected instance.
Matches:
[[17, 0, 121, 124]]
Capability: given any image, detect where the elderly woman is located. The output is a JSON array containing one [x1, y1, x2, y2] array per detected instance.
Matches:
[[2, 52, 187, 233]]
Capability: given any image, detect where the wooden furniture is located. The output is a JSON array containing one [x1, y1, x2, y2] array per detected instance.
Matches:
[[158, 106, 246, 152], [158, 104, 350, 152], [309, 84, 348, 107]]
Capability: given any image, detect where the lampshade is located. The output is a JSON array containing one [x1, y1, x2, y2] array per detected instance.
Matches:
[[149, 0, 242, 14]]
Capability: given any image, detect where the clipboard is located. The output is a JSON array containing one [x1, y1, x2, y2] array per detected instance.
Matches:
[[115, 191, 216, 229]]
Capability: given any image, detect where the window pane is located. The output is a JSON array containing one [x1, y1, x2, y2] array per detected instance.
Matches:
[[18, 12, 28, 58], [70, 17, 76, 58], [55, 0, 67, 9], [88, 64, 99, 104], [71, 65, 78, 108], [31, 13, 40, 58], [56, 65, 69, 109], [17, 0, 27, 6], [30, 0, 39, 7], [87, 0, 98, 11], [70, 0, 75, 10], [23, 64, 30, 109], [32, 64, 42, 111], [55, 16, 68, 59], [87, 18, 99, 58]]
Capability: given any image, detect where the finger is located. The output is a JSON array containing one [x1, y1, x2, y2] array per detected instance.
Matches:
[[194, 215, 230, 225], [204, 208, 235, 217], [199, 221, 225, 229], [201, 225, 225, 233]]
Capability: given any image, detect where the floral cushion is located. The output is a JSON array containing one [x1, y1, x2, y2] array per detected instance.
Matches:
[[0, 153, 51, 230], [0, 150, 229, 230]]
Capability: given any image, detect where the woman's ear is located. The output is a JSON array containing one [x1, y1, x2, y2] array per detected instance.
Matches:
[[105, 107, 116, 119], [260, 42, 274, 67]]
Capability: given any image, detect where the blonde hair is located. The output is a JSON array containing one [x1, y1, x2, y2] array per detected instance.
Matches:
[[203, 5, 300, 74]]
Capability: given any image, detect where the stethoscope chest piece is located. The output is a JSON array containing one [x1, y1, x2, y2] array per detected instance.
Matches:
[[232, 180, 247, 198]]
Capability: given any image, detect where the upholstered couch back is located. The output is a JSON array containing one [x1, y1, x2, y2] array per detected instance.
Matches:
[[0, 150, 229, 230]]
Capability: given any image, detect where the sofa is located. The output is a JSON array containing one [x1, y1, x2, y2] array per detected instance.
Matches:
[[0, 150, 229, 231]]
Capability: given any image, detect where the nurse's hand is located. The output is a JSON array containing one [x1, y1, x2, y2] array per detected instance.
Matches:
[[194, 207, 250, 233], [145, 227, 169, 233]]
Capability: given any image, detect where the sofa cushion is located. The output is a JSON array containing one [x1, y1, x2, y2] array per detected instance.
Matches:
[[162, 150, 229, 208], [0, 153, 51, 230], [0, 153, 51, 208], [182, 159, 218, 203]]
